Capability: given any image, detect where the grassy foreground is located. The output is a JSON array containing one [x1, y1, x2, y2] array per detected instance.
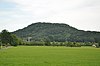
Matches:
[[0, 46, 100, 66]]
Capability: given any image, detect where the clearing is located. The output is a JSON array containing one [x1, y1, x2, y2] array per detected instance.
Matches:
[[0, 46, 100, 66]]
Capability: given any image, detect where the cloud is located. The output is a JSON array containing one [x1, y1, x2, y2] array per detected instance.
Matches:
[[0, 0, 100, 32]]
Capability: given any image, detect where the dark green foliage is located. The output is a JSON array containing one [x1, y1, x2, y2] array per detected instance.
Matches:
[[99, 42, 100, 46], [0, 30, 12, 46], [44, 39, 51, 46], [0, 30, 20, 46], [10, 34, 19, 46], [65, 42, 81, 47], [13, 22, 100, 43], [19, 41, 81, 47], [0, 41, 2, 49], [45, 41, 51, 46]]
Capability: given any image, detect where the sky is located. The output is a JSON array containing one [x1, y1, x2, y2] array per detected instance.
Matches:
[[0, 0, 100, 32]]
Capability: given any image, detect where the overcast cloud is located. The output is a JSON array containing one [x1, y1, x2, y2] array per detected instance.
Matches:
[[0, 0, 100, 32]]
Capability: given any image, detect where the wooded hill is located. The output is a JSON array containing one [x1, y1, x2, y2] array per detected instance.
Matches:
[[13, 22, 100, 42]]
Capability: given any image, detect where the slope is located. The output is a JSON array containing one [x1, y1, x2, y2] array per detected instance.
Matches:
[[13, 22, 100, 42]]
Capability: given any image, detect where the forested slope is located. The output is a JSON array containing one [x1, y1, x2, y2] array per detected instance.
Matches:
[[13, 22, 100, 42]]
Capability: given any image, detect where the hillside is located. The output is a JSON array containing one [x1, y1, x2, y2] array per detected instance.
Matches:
[[13, 22, 100, 42]]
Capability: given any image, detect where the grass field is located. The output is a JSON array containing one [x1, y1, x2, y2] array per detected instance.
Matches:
[[0, 46, 100, 66]]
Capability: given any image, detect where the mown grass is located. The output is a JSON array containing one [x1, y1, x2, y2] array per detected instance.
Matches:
[[0, 46, 100, 66]]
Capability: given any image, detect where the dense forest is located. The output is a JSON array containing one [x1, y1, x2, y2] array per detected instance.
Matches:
[[13, 22, 100, 43]]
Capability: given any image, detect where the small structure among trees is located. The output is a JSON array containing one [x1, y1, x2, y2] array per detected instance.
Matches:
[[92, 43, 99, 48], [27, 37, 32, 42]]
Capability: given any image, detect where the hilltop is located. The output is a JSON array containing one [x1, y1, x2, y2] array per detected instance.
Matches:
[[13, 22, 100, 42]]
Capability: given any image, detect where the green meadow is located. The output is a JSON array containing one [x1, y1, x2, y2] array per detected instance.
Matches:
[[0, 46, 100, 66]]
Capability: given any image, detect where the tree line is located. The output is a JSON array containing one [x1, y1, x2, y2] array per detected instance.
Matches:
[[0, 29, 100, 49], [15, 40, 100, 48]]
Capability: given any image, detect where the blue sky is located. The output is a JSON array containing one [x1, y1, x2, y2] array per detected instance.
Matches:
[[0, 0, 100, 32]]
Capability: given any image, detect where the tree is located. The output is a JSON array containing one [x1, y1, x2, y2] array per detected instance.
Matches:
[[0, 35, 1, 49], [0, 30, 12, 47], [45, 40, 51, 46], [0, 30, 19, 47], [10, 34, 19, 46]]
